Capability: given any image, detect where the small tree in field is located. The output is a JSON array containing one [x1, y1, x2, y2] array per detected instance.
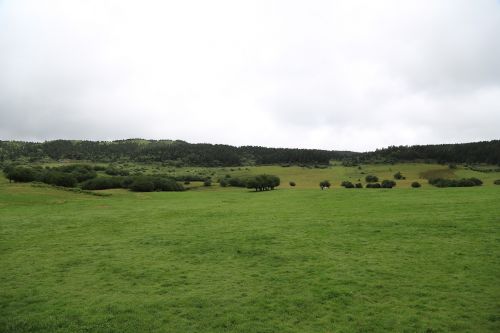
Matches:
[[289, 181, 296, 187], [365, 175, 378, 183], [393, 171, 404, 180], [320, 180, 330, 190], [411, 181, 421, 188]]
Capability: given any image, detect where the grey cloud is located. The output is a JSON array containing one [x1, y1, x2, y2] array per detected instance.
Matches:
[[0, 0, 499, 151]]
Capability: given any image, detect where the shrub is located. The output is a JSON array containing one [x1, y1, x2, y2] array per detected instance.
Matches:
[[174, 174, 206, 182], [365, 175, 379, 183], [366, 183, 381, 188], [469, 177, 483, 186], [184, 181, 191, 185], [319, 180, 331, 189], [105, 166, 129, 176], [246, 174, 280, 191], [130, 179, 155, 192], [41, 171, 77, 187], [4, 166, 36, 183], [53, 165, 97, 182], [411, 181, 421, 188], [219, 178, 228, 187], [149, 177, 184, 191], [203, 179, 212, 186], [229, 177, 247, 187], [341, 181, 354, 188], [381, 180, 396, 188], [394, 171, 403, 180], [494, 179, 500, 185], [355, 183, 363, 188], [289, 181, 296, 187], [81, 177, 125, 190]]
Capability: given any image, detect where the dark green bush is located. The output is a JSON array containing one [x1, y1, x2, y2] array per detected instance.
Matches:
[[81, 177, 125, 190], [4, 166, 36, 183], [366, 183, 381, 188], [341, 181, 354, 188], [130, 179, 155, 192], [228, 177, 247, 187], [411, 181, 421, 188], [394, 171, 403, 180], [289, 181, 296, 187], [428, 177, 483, 188], [355, 183, 363, 188], [203, 179, 212, 186], [40, 171, 77, 187], [105, 167, 129, 176], [246, 175, 280, 191], [494, 179, 500, 185], [365, 175, 379, 183], [174, 174, 207, 182], [381, 180, 396, 188], [319, 180, 331, 189]]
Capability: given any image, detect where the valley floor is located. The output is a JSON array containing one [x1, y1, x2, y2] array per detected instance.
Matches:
[[1, 173, 499, 332]]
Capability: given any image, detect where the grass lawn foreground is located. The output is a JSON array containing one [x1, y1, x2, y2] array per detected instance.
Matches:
[[0, 170, 499, 332]]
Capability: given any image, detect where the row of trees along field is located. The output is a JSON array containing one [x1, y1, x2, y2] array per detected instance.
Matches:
[[0, 139, 498, 166]]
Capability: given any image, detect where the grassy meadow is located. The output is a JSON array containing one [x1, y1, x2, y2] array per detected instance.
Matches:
[[1, 164, 499, 332]]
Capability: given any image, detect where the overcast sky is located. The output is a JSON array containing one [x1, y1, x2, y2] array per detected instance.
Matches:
[[0, 0, 499, 151]]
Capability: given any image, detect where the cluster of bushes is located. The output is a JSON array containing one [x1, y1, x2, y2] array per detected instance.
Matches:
[[3, 164, 97, 188], [246, 175, 280, 191], [174, 174, 209, 182], [366, 180, 396, 188], [340, 181, 362, 188], [105, 166, 130, 176], [82, 175, 184, 192], [219, 174, 280, 191], [3, 164, 184, 192], [428, 177, 482, 187], [81, 177, 126, 190]]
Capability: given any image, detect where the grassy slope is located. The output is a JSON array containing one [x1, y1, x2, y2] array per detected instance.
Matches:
[[1, 168, 499, 333]]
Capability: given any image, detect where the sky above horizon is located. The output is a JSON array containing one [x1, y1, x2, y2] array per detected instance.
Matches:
[[0, 0, 499, 152]]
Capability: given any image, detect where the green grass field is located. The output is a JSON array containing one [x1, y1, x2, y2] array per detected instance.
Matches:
[[1, 165, 500, 332]]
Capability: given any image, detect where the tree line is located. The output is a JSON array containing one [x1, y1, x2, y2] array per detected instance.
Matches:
[[0, 139, 498, 166], [361, 140, 500, 165]]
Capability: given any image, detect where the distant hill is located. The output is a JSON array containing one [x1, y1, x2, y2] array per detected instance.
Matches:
[[361, 140, 500, 165], [0, 139, 498, 166]]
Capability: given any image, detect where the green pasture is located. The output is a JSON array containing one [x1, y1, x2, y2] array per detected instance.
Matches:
[[1, 166, 499, 332]]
